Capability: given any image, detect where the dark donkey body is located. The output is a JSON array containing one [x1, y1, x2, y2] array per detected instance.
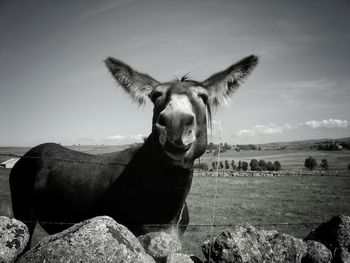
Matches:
[[10, 55, 258, 243]]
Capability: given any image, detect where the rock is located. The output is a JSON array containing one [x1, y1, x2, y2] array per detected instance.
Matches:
[[305, 215, 350, 262], [167, 253, 203, 263], [202, 224, 268, 263], [202, 224, 308, 263], [260, 229, 307, 262], [302, 240, 332, 263], [17, 216, 155, 263], [0, 216, 29, 263], [138, 231, 181, 261]]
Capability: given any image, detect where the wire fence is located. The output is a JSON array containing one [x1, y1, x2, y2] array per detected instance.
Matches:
[[0, 144, 347, 230]]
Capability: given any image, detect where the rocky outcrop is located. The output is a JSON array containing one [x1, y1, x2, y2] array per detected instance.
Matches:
[[17, 216, 155, 263], [305, 215, 350, 263], [0, 216, 29, 263]]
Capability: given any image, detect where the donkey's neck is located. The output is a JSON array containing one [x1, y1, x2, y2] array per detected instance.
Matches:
[[119, 133, 194, 210]]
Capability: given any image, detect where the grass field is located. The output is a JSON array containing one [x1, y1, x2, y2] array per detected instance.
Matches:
[[182, 175, 350, 258], [1, 166, 349, 260]]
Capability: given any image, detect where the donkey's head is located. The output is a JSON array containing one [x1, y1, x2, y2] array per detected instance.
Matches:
[[105, 56, 258, 167]]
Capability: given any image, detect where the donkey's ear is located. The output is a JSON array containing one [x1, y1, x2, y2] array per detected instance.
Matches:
[[105, 57, 160, 105], [202, 55, 258, 107]]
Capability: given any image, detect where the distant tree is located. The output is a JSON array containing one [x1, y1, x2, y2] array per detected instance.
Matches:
[[207, 142, 214, 153], [273, 161, 281, 171], [224, 160, 230, 170], [238, 160, 242, 171], [223, 143, 232, 151], [258, 159, 267, 170], [304, 156, 317, 170], [219, 161, 224, 169], [258, 146, 262, 151], [250, 159, 258, 171], [212, 161, 217, 170], [231, 160, 235, 170], [348, 163, 350, 170], [242, 161, 248, 171], [266, 161, 275, 171], [320, 159, 329, 171], [340, 142, 350, 149], [249, 144, 257, 150]]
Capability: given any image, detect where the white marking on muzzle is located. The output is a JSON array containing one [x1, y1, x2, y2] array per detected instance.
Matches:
[[159, 94, 196, 146]]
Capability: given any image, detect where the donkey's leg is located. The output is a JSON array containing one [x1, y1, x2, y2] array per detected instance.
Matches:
[[9, 159, 38, 251]]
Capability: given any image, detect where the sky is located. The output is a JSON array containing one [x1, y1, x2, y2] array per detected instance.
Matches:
[[1, 0, 349, 146]]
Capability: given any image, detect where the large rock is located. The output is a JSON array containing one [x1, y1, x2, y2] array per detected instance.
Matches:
[[302, 240, 332, 263], [260, 229, 307, 262], [138, 231, 181, 261], [202, 224, 268, 262], [0, 216, 29, 263], [305, 215, 350, 263], [202, 224, 309, 263], [17, 216, 155, 263]]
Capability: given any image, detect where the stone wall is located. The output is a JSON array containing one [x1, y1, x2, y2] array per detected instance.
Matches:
[[194, 170, 350, 177], [1, 215, 349, 262]]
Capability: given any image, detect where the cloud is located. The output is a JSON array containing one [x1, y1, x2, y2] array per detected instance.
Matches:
[[303, 119, 348, 129], [79, 0, 134, 20], [236, 118, 348, 137], [107, 134, 145, 141], [236, 123, 290, 137]]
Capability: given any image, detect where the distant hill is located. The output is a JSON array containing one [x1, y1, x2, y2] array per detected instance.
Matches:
[[257, 137, 350, 151]]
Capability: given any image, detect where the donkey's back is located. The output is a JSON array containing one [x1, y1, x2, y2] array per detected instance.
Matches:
[[9, 143, 134, 235]]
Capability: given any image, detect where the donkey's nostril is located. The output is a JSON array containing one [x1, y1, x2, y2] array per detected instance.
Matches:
[[157, 114, 167, 127], [185, 115, 195, 127]]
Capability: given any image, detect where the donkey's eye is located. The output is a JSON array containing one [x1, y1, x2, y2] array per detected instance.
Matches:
[[150, 91, 163, 103], [198, 93, 209, 104]]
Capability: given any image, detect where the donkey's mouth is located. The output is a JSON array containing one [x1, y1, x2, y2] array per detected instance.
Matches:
[[163, 141, 192, 160], [164, 141, 191, 154]]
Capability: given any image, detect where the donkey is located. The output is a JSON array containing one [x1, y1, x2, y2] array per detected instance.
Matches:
[[10, 55, 258, 243]]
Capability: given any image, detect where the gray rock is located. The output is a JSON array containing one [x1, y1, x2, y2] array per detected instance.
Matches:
[[17, 216, 155, 263], [260, 229, 307, 262], [138, 231, 181, 260], [202, 224, 308, 263], [305, 215, 350, 263], [302, 240, 332, 263], [0, 216, 29, 263], [202, 224, 269, 263], [167, 253, 203, 263]]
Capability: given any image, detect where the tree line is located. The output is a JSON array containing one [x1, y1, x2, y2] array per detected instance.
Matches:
[[303, 156, 350, 171], [194, 159, 282, 172]]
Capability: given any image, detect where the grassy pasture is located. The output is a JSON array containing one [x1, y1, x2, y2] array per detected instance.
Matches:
[[182, 175, 350, 258]]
